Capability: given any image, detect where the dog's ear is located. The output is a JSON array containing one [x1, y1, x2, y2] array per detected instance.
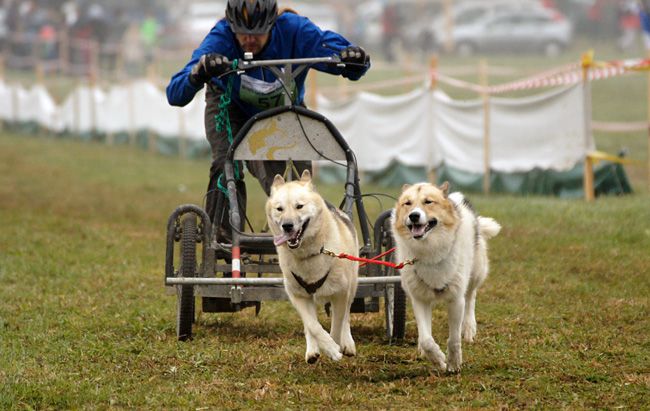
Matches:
[[271, 174, 285, 192], [401, 184, 411, 193], [439, 181, 450, 198], [300, 169, 312, 183]]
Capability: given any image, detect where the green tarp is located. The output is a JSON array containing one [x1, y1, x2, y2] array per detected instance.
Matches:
[[317, 160, 632, 198]]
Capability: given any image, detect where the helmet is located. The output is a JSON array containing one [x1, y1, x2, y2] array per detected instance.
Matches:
[[226, 0, 278, 35]]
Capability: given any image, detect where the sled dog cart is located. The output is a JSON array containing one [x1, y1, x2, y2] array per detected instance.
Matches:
[[164, 56, 406, 342]]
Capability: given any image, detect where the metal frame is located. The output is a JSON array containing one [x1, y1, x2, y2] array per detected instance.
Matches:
[[164, 57, 402, 335]]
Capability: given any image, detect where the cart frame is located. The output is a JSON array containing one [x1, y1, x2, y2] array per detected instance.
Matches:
[[164, 56, 406, 341]]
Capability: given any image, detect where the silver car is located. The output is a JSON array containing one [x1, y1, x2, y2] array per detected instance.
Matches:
[[451, 8, 573, 57]]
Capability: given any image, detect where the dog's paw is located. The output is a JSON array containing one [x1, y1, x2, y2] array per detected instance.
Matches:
[[322, 342, 343, 361], [339, 342, 356, 357], [339, 333, 356, 357], [305, 352, 320, 364], [446, 343, 462, 373], [462, 321, 477, 343], [420, 338, 447, 371]]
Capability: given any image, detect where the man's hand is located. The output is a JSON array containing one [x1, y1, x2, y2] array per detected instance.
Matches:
[[340, 46, 370, 69], [189, 53, 232, 86]]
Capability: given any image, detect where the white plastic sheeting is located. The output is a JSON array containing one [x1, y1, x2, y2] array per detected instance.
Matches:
[[0, 79, 593, 173], [319, 83, 593, 173]]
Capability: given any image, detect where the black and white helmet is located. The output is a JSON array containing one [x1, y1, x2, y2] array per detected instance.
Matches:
[[226, 0, 278, 34]]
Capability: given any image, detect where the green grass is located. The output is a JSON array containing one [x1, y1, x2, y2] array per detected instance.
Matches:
[[1, 132, 649, 409]]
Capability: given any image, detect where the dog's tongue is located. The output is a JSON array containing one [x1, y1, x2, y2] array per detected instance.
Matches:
[[274, 233, 290, 246], [411, 225, 427, 237]]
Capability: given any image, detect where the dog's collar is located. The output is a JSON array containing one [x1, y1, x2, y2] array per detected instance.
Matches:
[[292, 245, 325, 261], [291, 270, 330, 295]]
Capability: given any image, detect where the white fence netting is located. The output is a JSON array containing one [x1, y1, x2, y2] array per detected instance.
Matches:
[[1, 79, 593, 174], [319, 83, 592, 173]]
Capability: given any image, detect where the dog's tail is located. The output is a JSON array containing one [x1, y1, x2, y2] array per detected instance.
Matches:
[[478, 217, 501, 240]]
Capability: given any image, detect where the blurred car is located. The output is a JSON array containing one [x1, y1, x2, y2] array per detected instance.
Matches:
[[402, 0, 552, 54], [451, 8, 573, 57]]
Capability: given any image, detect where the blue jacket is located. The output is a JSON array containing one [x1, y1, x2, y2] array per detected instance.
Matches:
[[166, 12, 370, 117]]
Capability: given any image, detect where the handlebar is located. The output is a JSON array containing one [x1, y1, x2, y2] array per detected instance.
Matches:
[[237, 55, 343, 70], [215, 54, 366, 107]]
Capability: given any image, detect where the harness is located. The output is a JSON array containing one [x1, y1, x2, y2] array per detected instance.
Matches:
[[291, 270, 330, 295]]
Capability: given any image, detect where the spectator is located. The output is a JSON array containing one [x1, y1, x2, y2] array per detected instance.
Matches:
[[140, 12, 159, 65], [381, 3, 400, 62], [618, 0, 640, 51]]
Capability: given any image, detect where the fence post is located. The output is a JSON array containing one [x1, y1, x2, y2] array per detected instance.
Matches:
[[443, 0, 454, 53], [428, 55, 438, 184], [73, 82, 80, 135], [0, 55, 4, 131], [59, 29, 69, 76], [179, 108, 186, 159], [581, 51, 595, 202], [146, 61, 157, 154], [307, 70, 318, 110], [307, 70, 319, 180], [479, 59, 491, 195], [32, 35, 45, 89], [647, 50, 650, 193], [128, 81, 136, 146], [34, 47, 44, 135], [89, 40, 99, 138]]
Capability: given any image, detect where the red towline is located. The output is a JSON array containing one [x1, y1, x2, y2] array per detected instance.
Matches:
[[321, 247, 416, 270]]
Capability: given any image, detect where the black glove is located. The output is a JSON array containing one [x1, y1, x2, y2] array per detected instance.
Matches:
[[189, 53, 232, 86], [340, 46, 370, 70]]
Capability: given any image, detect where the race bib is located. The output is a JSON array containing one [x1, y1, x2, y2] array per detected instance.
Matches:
[[239, 74, 296, 110]]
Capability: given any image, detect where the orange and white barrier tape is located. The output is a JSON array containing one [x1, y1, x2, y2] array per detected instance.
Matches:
[[592, 121, 648, 133], [434, 58, 650, 95]]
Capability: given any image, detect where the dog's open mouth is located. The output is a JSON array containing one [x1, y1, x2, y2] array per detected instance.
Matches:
[[274, 219, 310, 249], [407, 219, 438, 239]]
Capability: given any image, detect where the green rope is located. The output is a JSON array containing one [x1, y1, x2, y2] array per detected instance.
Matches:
[[215, 59, 241, 198]]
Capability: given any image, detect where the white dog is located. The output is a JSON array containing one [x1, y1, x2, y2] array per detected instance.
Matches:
[[391, 182, 501, 373], [266, 170, 358, 363]]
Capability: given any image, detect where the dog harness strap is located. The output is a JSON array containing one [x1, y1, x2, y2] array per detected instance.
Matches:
[[291, 270, 330, 295]]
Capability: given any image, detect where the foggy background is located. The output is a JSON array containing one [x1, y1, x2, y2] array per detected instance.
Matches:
[[0, 0, 647, 85]]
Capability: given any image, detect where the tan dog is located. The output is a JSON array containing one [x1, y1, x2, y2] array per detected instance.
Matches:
[[266, 170, 358, 363], [391, 182, 501, 373]]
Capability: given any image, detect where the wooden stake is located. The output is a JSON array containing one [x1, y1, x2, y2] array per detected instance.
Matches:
[[429, 55, 438, 184], [35, 61, 45, 85], [307, 70, 318, 110], [89, 43, 98, 138], [73, 83, 80, 135], [11, 83, 19, 124], [59, 29, 69, 75], [647, 50, 650, 193], [480, 59, 491, 195], [337, 75, 349, 100], [115, 46, 125, 82], [429, 55, 438, 90], [0, 56, 4, 132], [128, 81, 136, 146], [582, 51, 595, 202], [179, 109, 187, 159], [443, 0, 454, 53]]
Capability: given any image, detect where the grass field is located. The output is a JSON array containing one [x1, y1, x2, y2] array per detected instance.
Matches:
[[1, 131, 649, 409]]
